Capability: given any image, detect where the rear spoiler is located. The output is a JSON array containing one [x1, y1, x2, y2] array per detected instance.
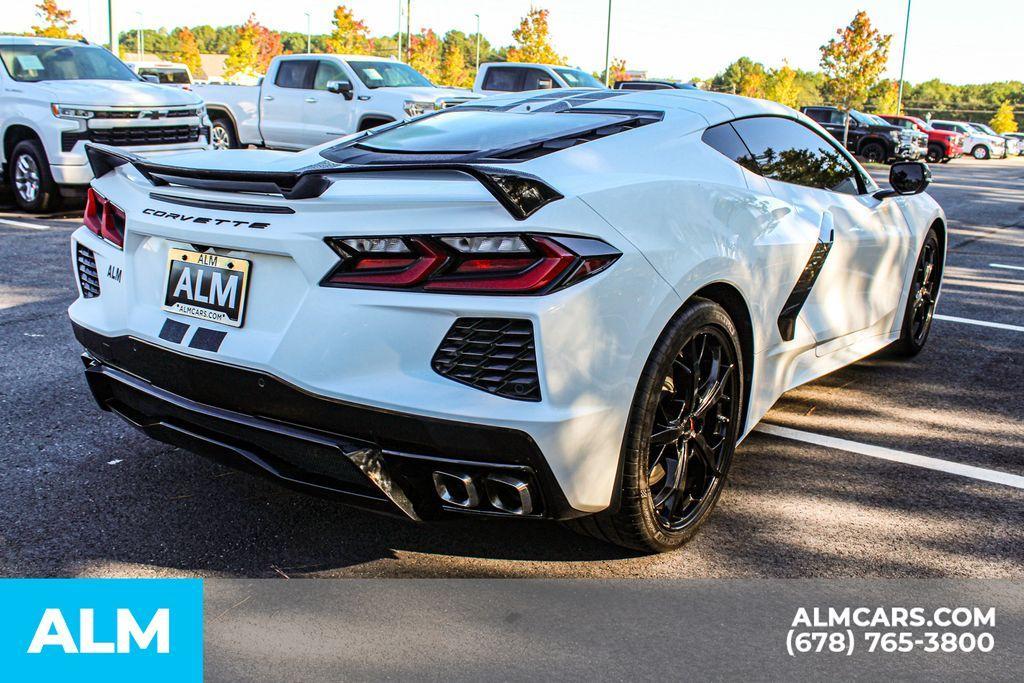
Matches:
[[85, 143, 563, 220]]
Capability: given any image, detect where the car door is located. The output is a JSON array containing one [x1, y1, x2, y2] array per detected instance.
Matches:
[[259, 59, 317, 150], [731, 116, 912, 350], [299, 59, 356, 146]]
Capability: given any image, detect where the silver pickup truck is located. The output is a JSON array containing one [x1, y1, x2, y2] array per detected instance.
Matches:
[[197, 54, 480, 150]]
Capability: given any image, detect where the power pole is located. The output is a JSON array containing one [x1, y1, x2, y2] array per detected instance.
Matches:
[[474, 13, 481, 70], [603, 0, 612, 86], [305, 11, 311, 54], [396, 0, 403, 61], [405, 0, 411, 63], [897, 0, 912, 114], [107, 0, 117, 54]]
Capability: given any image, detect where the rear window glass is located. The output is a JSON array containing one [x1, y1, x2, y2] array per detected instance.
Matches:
[[482, 67, 522, 92], [357, 109, 629, 154]]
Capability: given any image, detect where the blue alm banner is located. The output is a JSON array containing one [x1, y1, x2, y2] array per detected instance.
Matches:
[[0, 579, 203, 682]]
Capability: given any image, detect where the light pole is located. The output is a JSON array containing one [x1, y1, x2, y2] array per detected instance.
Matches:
[[897, 0, 912, 114], [603, 0, 612, 86], [396, 0, 403, 61], [474, 13, 481, 70], [304, 11, 311, 53], [405, 0, 411, 63], [107, 0, 117, 54], [136, 11, 143, 62]]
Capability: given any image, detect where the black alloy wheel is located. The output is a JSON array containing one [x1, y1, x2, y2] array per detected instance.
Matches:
[[894, 228, 942, 356], [564, 298, 743, 552], [926, 143, 944, 164], [861, 141, 887, 164]]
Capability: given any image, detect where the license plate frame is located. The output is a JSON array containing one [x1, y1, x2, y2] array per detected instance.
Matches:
[[162, 247, 251, 328]]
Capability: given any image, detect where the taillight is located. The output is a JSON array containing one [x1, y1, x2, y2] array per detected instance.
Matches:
[[322, 234, 619, 294], [83, 187, 125, 249]]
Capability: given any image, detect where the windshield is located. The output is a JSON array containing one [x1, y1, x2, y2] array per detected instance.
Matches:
[[0, 44, 138, 82], [554, 68, 604, 89], [848, 109, 875, 126], [358, 109, 630, 153], [347, 61, 432, 88], [973, 123, 997, 135], [138, 67, 190, 84]]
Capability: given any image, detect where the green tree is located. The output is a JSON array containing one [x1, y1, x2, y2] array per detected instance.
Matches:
[[765, 63, 800, 108], [173, 27, 205, 79], [32, 0, 80, 40], [325, 5, 374, 55], [990, 101, 1019, 133], [819, 11, 891, 110], [507, 8, 564, 65], [408, 29, 442, 82], [712, 57, 765, 95]]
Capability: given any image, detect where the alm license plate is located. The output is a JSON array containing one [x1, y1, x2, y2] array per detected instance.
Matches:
[[163, 248, 251, 328]]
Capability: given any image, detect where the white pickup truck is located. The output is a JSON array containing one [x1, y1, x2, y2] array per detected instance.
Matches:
[[473, 62, 604, 94], [0, 36, 211, 212], [197, 54, 480, 151]]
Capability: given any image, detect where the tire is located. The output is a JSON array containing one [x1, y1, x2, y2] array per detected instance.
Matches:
[[210, 116, 237, 150], [893, 228, 942, 357], [860, 141, 887, 164], [9, 139, 60, 213], [971, 145, 990, 160], [564, 298, 744, 552], [926, 144, 945, 164]]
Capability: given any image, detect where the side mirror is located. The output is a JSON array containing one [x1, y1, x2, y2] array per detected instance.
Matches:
[[327, 80, 354, 100], [875, 161, 931, 199], [142, 74, 159, 84]]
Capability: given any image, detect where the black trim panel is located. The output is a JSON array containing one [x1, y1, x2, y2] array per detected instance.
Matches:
[[777, 235, 834, 342], [188, 327, 226, 352], [158, 319, 189, 344], [149, 192, 296, 214]]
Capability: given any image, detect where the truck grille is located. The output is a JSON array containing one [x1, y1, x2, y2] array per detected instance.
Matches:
[[432, 318, 540, 401], [76, 243, 101, 298], [62, 125, 205, 151]]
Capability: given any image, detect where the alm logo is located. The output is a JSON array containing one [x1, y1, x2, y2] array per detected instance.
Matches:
[[28, 608, 170, 654]]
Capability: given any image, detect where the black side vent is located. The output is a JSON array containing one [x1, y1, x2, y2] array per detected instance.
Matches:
[[432, 318, 540, 402], [76, 242, 101, 298]]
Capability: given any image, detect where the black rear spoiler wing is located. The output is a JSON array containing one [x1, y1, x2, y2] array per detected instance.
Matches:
[[85, 143, 563, 220]]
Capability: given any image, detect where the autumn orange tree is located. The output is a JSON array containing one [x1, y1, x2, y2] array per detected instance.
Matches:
[[32, 0, 80, 40], [819, 11, 891, 111], [223, 15, 282, 81], [325, 5, 374, 55], [507, 8, 564, 65], [408, 29, 442, 83], [173, 27, 205, 80]]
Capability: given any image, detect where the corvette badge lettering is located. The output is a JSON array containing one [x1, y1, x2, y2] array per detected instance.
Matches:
[[142, 208, 270, 229]]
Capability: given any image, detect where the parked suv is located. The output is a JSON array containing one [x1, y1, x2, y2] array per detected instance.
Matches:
[[473, 62, 604, 94], [966, 122, 1020, 157], [801, 106, 917, 163], [930, 120, 1007, 160], [0, 36, 211, 212], [880, 114, 963, 163], [1003, 132, 1024, 156]]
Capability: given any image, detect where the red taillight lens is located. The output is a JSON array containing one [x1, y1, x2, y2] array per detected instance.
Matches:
[[83, 187, 125, 249], [322, 234, 619, 294]]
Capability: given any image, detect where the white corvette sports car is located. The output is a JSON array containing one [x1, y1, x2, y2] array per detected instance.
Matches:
[[69, 89, 945, 552]]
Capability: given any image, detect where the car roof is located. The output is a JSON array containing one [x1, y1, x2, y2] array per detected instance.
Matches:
[[481, 62, 569, 69], [0, 35, 89, 47]]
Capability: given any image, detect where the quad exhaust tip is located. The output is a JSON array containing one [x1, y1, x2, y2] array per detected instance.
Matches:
[[431, 471, 534, 516]]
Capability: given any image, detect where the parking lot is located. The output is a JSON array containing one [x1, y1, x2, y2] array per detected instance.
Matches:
[[0, 157, 1021, 579]]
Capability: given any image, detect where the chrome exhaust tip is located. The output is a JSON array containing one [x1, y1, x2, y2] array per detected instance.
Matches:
[[484, 474, 534, 516], [432, 471, 479, 508]]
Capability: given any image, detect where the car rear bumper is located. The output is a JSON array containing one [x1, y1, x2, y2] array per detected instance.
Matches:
[[74, 323, 581, 521]]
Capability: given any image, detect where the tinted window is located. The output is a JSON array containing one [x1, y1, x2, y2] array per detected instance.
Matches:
[[702, 123, 759, 174], [618, 82, 666, 90], [482, 67, 522, 92], [0, 44, 138, 82], [138, 67, 190, 84], [553, 68, 602, 88], [521, 68, 557, 90], [314, 60, 346, 90], [732, 116, 860, 195], [274, 60, 315, 89]]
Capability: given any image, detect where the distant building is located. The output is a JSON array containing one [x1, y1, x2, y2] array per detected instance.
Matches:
[[625, 69, 647, 80]]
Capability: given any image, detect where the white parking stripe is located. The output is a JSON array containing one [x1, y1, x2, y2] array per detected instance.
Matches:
[[754, 424, 1024, 490], [0, 218, 51, 231], [990, 263, 1024, 272], [934, 314, 1024, 333]]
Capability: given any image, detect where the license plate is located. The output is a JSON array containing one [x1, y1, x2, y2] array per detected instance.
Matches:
[[162, 248, 250, 328]]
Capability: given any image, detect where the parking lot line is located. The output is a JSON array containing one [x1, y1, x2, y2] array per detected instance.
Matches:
[[991, 263, 1024, 272], [754, 424, 1024, 490], [934, 314, 1024, 333], [0, 218, 51, 231]]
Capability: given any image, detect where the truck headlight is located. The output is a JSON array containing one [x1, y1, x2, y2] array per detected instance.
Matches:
[[403, 100, 436, 118], [51, 104, 95, 120], [889, 130, 901, 142]]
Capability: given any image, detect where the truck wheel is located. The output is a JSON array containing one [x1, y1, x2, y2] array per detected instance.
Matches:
[[971, 145, 990, 160], [860, 141, 886, 164], [210, 117, 237, 150], [926, 143, 945, 164], [9, 139, 60, 213]]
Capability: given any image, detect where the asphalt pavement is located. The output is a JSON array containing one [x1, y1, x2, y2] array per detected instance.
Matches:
[[1, 157, 1022, 578]]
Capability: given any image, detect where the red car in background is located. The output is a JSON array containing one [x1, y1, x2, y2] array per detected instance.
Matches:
[[881, 114, 964, 163]]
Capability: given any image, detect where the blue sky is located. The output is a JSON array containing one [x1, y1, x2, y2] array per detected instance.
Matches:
[[9, 0, 1023, 84]]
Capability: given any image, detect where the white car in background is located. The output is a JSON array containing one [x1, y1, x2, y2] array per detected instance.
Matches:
[[473, 62, 605, 93], [125, 60, 194, 90], [930, 119, 1007, 159], [69, 89, 945, 552], [196, 54, 479, 151], [0, 36, 210, 212], [967, 122, 1021, 157]]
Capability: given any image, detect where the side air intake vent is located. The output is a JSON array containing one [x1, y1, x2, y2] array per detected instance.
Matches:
[[432, 318, 540, 401], [76, 242, 101, 298]]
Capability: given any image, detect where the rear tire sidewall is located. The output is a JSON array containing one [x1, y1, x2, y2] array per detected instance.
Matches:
[[10, 139, 59, 213], [627, 300, 743, 551]]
